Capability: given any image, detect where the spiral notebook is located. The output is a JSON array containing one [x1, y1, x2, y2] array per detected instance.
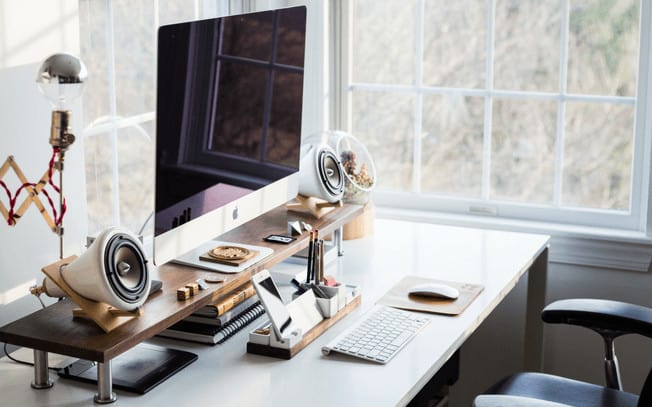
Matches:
[[158, 302, 266, 344]]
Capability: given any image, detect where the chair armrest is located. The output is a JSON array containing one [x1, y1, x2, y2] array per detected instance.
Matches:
[[542, 299, 652, 338], [474, 395, 572, 407]]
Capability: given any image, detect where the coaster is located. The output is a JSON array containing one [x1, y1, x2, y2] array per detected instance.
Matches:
[[200, 247, 258, 266], [208, 245, 251, 261]]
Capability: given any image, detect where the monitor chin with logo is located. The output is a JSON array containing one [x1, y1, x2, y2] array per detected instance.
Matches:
[[153, 6, 306, 266]]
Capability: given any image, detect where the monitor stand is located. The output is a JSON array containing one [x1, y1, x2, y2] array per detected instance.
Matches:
[[172, 240, 274, 274]]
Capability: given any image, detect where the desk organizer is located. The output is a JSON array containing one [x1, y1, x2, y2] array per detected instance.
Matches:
[[247, 285, 361, 359]]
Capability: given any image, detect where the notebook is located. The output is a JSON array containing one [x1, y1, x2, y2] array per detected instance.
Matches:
[[158, 301, 266, 344]]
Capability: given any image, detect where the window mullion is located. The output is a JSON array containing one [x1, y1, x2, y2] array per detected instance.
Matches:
[[553, 0, 570, 207], [105, 0, 121, 227], [413, 0, 425, 194], [482, 0, 496, 201]]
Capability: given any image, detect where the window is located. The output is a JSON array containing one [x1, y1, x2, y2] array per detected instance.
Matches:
[[337, 0, 651, 232]]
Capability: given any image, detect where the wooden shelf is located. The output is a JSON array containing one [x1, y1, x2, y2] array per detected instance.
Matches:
[[0, 203, 363, 363]]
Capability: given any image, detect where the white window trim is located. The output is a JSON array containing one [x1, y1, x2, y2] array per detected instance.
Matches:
[[332, 1, 652, 271]]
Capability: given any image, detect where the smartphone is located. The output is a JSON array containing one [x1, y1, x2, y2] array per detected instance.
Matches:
[[251, 270, 296, 340]]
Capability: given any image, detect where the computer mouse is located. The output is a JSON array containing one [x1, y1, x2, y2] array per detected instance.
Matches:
[[408, 283, 460, 300]]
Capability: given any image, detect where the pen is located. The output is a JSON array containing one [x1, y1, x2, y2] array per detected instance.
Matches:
[[313, 229, 320, 284], [306, 230, 315, 283], [319, 238, 325, 283]]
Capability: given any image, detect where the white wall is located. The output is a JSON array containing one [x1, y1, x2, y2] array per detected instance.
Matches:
[[0, 0, 87, 325]]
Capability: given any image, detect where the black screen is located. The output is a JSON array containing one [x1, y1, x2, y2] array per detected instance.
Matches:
[[155, 7, 306, 236]]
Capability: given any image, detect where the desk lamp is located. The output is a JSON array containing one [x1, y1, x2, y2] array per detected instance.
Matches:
[[35, 53, 87, 258], [0, 53, 86, 390]]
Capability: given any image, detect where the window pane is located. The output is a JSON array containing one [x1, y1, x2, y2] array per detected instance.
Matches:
[[423, 0, 486, 88], [222, 12, 274, 60], [267, 71, 302, 167], [494, 0, 561, 91], [79, 0, 110, 128], [563, 103, 633, 209], [421, 95, 484, 197], [352, 0, 416, 85], [113, 0, 156, 116], [118, 121, 156, 235], [84, 122, 155, 236], [85, 132, 116, 235], [210, 62, 267, 159], [276, 7, 307, 66], [567, 0, 639, 96], [158, 0, 197, 26], [351, 91, 415, 191], [491, 99, 557, 203]]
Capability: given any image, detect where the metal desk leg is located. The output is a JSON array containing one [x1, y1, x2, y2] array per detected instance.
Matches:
[[31, 349, 53, 389], [94, 361, 117, 404], [334, 226, 344, 256], [524, 246, 548, 371]]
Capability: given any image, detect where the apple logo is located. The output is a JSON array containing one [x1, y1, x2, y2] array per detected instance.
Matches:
[[232, 206, 238, 221]]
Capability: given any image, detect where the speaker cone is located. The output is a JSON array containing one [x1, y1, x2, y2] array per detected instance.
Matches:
[[318, 149, 344, 197], [104, 233, 148, 304]]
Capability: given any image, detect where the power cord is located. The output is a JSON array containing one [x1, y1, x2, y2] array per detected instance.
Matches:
[[2, 342, 62, 372], [1, 295, 64, 372]]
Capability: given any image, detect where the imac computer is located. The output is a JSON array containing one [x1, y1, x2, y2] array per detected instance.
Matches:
[[154, 6, 307, 266]]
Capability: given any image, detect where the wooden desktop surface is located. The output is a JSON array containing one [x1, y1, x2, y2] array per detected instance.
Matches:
[[0, 204, 363, 362]]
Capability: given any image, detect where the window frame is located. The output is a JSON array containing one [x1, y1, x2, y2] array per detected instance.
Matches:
[[333, 0, 652, 235]]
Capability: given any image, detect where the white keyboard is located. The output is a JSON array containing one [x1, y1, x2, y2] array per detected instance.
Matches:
[[322, 305, 430, 364]]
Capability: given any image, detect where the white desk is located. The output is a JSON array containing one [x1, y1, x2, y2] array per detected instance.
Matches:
[[0, 218, 549, 406]]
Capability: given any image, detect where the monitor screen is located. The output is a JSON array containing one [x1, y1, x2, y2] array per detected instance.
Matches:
[[154, 6, 306, 265]]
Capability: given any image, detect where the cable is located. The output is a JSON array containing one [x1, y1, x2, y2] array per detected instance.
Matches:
[[2, 343, 61, 372], [137, 211, 154, 236], [1, 293, 62, 371]]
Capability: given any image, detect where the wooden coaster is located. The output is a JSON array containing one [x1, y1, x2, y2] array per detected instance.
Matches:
[[208, 245, 251, 260], [200, 246, 258, 266]]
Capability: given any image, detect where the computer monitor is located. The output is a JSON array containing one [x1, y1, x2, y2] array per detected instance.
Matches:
[[154, 6, 307, 265]]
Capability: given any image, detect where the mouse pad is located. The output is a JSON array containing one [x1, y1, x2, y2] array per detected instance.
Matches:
[[377, 275, 484, 316]]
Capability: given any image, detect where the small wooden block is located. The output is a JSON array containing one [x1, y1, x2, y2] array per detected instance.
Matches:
[[177, 287, 191, 301], [185, 283, 199, 296]]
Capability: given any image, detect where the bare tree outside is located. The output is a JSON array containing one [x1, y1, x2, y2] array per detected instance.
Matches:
[[351, 0, 639, 212]]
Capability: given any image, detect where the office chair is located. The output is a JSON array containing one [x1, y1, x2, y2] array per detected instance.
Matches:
[[473, 298, 652, 407]]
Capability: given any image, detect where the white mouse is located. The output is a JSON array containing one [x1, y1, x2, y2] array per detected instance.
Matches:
[[408, 283, 459, 300]]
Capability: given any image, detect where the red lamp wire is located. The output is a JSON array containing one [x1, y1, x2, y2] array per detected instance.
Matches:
[[0, 147, 67, 227]]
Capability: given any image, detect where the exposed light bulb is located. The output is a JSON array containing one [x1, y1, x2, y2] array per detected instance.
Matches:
[[36, 53, 87, 110], [35, 53, 87, 151]]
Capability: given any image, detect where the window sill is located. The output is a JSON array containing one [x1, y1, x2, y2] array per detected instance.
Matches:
[[376, 206, 652, 272]]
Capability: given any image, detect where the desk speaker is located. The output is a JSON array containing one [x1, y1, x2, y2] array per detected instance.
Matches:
[[41, 227, 151, 311], [298, 143, 344, 203]]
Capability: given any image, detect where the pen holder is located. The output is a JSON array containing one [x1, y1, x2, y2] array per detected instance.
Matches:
[[316, 284, 347, 316], [247, 285, 362, 359], [316, 295, 338, 318]]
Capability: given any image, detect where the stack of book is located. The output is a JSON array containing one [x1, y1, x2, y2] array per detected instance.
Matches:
[[158, 283, 266, 344]]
